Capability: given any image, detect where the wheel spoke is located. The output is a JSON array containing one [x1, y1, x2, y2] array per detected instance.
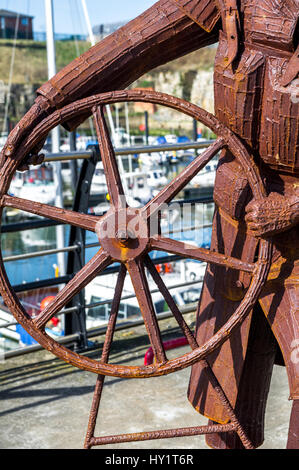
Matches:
[[83, 264, 127, 448], [142, 138, 225, 219], [2, 195, 98, 232], [126, 259, 167, 364], [150, 235, 255, 273], [144, 255, 198, 349], [93, 105, 126, 209], [101, 264, 127, 363], [34, 250, 112, 330]]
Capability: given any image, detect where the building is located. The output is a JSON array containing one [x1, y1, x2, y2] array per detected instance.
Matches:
[[0, 9, 34, 40]]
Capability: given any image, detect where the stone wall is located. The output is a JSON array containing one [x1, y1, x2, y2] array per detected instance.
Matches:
[[133, 68, 214, 136]]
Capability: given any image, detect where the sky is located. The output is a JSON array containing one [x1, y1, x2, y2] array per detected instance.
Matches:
[[0, 0, 157, 34]]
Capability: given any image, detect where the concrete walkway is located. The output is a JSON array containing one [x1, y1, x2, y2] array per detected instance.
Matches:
[[0, 315, 292, 450]]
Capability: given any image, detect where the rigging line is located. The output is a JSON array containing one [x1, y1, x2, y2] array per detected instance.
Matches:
[[2, 13, 20, 135], [80, 0, 116, 144], [74, 0, 85, 48], [76, 0, 95, 139], [81, 0, 96, 45], [69, 0, 81, 57]]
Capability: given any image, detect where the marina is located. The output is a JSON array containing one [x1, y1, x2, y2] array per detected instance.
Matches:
[[0, 137, 217, 352], [0, 0, 297, 452]]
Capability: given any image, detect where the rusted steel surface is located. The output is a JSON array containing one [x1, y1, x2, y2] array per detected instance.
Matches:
[[181, 0, 299, 450], [150, 235, 256, 272], [88, 423, 238, 447], [142, 137, 225, 215], [84, 265, 127, 450], [0, 89, 271, 380], [0, 0, 219, 169], [0, 0, 298, 450], [33, 250, 112, 330], [0, 88, 271, 449], [2, 194, 98, 232], [93, 106, 127, 210]]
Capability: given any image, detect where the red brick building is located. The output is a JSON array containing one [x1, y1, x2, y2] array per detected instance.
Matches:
[[0, 9, 34, 40]]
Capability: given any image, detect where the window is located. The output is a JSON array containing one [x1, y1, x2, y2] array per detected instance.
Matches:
[[154, 299, 168, 314], [88, 296, 107, 320], [21, 18, 29, 26], [88, 298, 141, 322], [119, 303, 140, 319], [1, 17, 5, 30], [181, 288, 201, 304]]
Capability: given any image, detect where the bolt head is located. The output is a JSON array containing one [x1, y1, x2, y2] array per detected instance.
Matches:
[[116, 230, 129, 243]]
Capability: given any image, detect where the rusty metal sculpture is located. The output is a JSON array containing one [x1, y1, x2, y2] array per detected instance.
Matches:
[[0, 0, 298, 449]]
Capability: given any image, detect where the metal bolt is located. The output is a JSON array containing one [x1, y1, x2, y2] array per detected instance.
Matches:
[[116, 229, 136, 246]]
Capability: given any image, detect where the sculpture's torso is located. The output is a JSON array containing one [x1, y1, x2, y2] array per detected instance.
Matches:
[[186, 1, 299, 431], [214, 0, 299, 175]]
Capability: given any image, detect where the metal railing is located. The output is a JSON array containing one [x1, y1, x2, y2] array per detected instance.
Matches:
[[44, 139, 215, 163], [0, 139, 215, 359]]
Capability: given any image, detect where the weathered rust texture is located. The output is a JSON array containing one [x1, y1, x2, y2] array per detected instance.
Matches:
[[0, 0, 219, 169], [93, 106, 127, 210], [184, 0, 299, 450], [0, 90, 271, 377], [36, 0, 219, 129], [0, 88, 272, 449], [144, 254, 254, 450], [34, 250, 112, 330], [2, 194, 98, 232], [89, 422, 238, 447], [84, 265, 127, 450], [173, 0, 221, 31], [0, 0, 298, 450]]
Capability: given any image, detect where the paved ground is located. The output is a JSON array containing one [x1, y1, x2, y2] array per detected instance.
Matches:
[[0, 315, 293, 450]]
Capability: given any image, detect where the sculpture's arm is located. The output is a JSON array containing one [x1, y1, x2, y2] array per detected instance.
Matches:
[[245, 192, 299, 238], [1, 0, 220, 166]]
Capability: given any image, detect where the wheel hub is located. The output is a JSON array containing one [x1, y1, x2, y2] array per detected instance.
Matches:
[[96, 207, 150, 261]]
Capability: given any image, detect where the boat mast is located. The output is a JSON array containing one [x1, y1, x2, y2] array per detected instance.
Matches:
[[81, 0, 96, 45], [80, 0, 117, 144], [44, 0, 66, 276]]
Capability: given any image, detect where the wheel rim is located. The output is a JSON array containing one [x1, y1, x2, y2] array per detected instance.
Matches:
[[0, 90, 272, 378]]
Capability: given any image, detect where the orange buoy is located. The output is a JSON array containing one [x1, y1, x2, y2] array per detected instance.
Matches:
[[40, 296, 56, 311]]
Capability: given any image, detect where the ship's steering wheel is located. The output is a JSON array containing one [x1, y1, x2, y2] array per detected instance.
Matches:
[[0, 90, 272, 378]]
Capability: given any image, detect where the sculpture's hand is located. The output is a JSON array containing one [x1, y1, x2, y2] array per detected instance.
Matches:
[[245, 193, 299, 238]]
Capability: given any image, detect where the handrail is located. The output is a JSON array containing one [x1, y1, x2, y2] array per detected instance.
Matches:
[[43, 139, 214, 163], [2, 197, 213, 233], [0, 278, 204, 330], [2, 223, 212, 262], [10, 253, 203, 292], [2, 302, 198, 360]]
